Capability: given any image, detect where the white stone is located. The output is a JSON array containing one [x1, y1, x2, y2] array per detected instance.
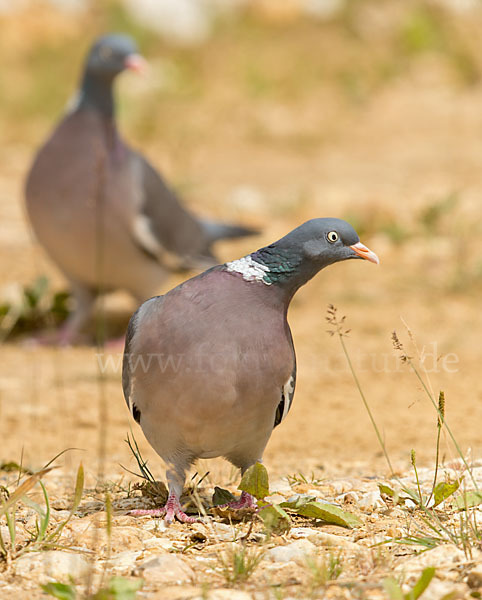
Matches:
[[134, 553, 194, 584], [357, 490, 385, 511], [270, 478, 292, 494], [15, 551, 91, 582], [267, 539, 316, 564], [396, 544, 466, 573], [330, 480, 354, 494], [305, 530, 363, 553], [107, 551, 143, 573]]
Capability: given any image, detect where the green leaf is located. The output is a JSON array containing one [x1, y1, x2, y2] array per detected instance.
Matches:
[[212, 487, 236, 506], [92, 577, 143, 599], [378, 483, 395, 497], [406, 567, 436, 600], [238, 463, 269, 500], [280, 494, 316, 510], [258, 503, 291, 535], [41, 582, 77, 600], [433, 481, 459, 507], [383, 577, 404, 600], [294, 501, 362, 529], [455, 491, 482, 509], [47, 463, 84, 543]]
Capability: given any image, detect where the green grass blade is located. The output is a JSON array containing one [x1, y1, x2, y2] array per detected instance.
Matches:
[[406, 566, 436, 599]]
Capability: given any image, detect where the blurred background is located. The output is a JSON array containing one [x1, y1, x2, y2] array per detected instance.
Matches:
[[0, 0, 481, 482]]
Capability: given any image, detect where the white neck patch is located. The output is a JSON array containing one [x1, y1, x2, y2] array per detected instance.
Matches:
[[225, 255, 271, 285]]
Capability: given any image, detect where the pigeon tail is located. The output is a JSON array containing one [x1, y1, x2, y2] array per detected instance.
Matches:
[[201, 220, 258, 244]]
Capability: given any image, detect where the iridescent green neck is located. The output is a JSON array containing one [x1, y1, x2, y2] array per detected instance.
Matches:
[[251, 247, 304, 285]]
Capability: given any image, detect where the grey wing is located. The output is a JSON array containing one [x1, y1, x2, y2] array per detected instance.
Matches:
[[122, 295, 164, 423], [129, 152, 214, 270], [274, 362, 296, 428]]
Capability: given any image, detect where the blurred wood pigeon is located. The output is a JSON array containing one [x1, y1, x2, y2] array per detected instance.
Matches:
[[25, 34, 256, 344]]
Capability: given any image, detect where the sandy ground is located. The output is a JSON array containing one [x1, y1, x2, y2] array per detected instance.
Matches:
[[0, 4, 482, 597]]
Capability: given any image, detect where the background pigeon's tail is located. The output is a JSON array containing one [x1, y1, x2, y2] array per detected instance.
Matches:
[[201, 220, 259, 244]]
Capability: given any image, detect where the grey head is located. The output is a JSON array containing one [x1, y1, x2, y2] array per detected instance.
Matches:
[[84, 34, 145, 79], [78, 34, 146, 115], [227, 218, 379, 298]]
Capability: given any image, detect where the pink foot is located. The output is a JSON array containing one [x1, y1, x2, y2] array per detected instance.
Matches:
[[220, 491, 257, 510], [130, 494, 199, 524]]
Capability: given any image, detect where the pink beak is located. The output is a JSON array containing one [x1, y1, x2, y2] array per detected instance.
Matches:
[[349, 241, 379, 265], [124, 53, 148, 73]]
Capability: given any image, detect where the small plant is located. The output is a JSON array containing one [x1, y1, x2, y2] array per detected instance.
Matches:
[[217, 543, 265, 585], [0, 276, 70, 340], [383, 567, 436, 600], [0, 456, 84, 562], [42, 577, 143, 600], [326, 305, 395, 476], [305, 551, 343, 592], [286, 471, 324, 487]]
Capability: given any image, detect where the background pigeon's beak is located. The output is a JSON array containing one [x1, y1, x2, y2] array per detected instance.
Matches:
[[124, 53, 148, 73], [350, 241, 379, 264]]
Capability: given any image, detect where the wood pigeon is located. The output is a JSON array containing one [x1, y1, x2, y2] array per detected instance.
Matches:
[[25, 33, 256, 344], [122, 218, 379, 523]]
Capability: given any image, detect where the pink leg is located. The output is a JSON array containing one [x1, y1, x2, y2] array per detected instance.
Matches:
[[220, 491, 257, 510], [130, 492, 199, 524]]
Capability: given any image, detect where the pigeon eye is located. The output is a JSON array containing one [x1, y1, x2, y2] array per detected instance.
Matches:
[[327, 231, 339, 243]]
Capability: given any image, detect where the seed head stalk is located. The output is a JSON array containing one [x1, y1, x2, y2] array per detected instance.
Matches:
[[327, 305, 395, 477], [392, 331, 478, 491]]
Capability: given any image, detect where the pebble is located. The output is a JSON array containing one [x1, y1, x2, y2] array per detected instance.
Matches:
[[330, 480, 354, 495], [396, 544, 466, 572], [15, 551, 91, 583], [335, 491, 360, 504], [133, 553, 194, 584], [357, 490, 385, 511], [467, 567, 482, 589], [107, 550, 143, 573], [199, 521, 236, 542], [267, 539, 316, 564]]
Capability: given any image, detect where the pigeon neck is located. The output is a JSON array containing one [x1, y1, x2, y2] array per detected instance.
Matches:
[[78, 72, 116, 117], [226, 244, 320, 303]]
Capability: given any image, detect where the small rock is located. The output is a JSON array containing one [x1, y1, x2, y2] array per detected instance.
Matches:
[[267, 539, 316, 564], [335, 492, 360, 504], [15, 551, 90, 583], [203, 521, 236, 542], [467, 568, 482, 589], [396, 544, 466, 572], [330, 480, 353, 495], [108, 551, 143, 573], [134, 554, 194, 584], [357, 490, 385, 511], [305, 530, 363, 553], [143, 537, 173, 551], [51, 509, 72, 522]]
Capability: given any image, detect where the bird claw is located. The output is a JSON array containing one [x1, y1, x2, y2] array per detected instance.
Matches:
[[219, 491, 257, 511], [130, 495, 200, 524]]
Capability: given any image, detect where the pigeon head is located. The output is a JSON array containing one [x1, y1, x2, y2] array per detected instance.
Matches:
[[84, 34, 146, 79], [227, 218, 378, 297], [275, 218, 379, 268], [77, 34, 146, 116]]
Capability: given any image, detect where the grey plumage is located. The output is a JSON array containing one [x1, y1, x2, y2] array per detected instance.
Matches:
[[25, 33, 256, 343], [122, 218, 379, 523]]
